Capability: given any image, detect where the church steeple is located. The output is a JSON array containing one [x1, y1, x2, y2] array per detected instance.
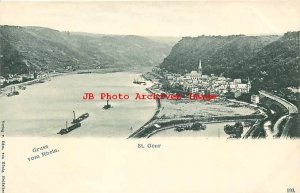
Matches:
[[247, 77, 251, 92], [198, 59, 202, 76]]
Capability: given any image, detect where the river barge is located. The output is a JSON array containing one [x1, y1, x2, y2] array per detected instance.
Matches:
[[57, 121, 81, 135], [71, 111, 89, 124]]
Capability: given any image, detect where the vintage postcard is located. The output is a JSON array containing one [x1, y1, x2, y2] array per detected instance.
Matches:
[[0, 0, 299, 193]]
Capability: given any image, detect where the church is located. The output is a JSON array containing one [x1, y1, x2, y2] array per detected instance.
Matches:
[[185, 59, 202, 81]]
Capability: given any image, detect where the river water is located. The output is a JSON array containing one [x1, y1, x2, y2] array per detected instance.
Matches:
[[0, 72, 156, 137]]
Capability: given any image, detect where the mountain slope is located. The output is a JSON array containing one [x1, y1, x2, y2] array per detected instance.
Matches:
[[160, 35, 279, 76], [159, 32, 300, 90], [245, 31, 300, 91], [0, 26, 173, 75]]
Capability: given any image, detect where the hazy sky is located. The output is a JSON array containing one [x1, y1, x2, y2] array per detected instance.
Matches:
[[0, 1, 299, 36]]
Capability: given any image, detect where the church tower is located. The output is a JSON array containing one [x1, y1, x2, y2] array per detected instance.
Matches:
[[198, 59, 202, 77], [247, 78, 251, 93]]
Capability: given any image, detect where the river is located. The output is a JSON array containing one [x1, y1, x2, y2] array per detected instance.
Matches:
[[0, 72, 157, 137]]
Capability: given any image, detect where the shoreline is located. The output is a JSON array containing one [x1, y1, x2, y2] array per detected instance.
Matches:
[[128, 76, 161, 138], [129, 73, 266, 138], [1, 71, 157, 137], [0, 68, 137, 98]]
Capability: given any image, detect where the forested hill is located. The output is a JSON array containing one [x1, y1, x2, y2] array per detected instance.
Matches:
[[160, 32, 300, 90], [160, 35, 279, 75], [0, 25, 173, 75], [245, 31, 300, 91]]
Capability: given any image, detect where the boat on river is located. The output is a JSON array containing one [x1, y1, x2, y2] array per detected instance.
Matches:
[[57, 121, 81, 135], [6, 86, 19, 97], [71, 111, 89, 124], [133, 78, 146, 85], [18, 85, 26, 90], [103, 100, 112, 110]]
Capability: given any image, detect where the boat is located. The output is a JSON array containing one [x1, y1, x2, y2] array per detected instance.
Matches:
[[6, 86, 19, 97], [190, 123, 206, 131], [18, 85, 26, 90], [175, 127, 184, 132], [71, 111, 89, 124], [103, 100, 112, 110], [133, 78, 146, 85], [57, 121, 81, 135]]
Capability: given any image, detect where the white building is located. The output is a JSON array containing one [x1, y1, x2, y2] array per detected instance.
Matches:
[[217, 77, 226, 81], [288, 87, 300, 93], [0, 76, 6, 86], [201, 75, 209, 79], [251, 95, 260, 104], [186, 71, 201, 81], [233, 79, 242, 84], [191, 87, 199, 93]]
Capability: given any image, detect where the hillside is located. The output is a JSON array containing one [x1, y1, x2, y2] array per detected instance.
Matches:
[[0, 26, 173, 75], [160, 32, 300, 90], [244, 31, 300, 91], [160, 35, 279, 75]]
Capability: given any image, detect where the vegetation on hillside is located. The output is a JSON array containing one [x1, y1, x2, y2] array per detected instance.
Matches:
[[0, 25, 173, 75], [160, 32, 300, 92]]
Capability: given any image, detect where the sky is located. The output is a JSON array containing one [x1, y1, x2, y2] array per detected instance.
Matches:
[[0, 0, 299, 37]]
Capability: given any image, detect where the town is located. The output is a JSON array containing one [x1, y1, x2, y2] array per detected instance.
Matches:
[[145, 59, 257, 103], [0, 71, 50, 88], [128, 58, 299, 139]]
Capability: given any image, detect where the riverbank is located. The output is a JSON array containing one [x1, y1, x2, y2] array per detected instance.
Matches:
[[128, 96, 265, 138], [0, 68, 130, 98], [127, 71, 267, 138]]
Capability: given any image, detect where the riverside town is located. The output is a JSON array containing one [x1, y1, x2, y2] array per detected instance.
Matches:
[[1, 25, 299, 139]]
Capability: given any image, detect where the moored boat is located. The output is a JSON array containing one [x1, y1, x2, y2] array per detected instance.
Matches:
[[133, 78, 146, 85], [6, 86, 19, 97], [18, 85, 26, 90]]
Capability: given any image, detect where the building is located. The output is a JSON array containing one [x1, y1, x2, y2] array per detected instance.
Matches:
[[237, 83, 248, 92], [227, 79, 251, 94], [251, 95, 260, 104], [159, 58, 252, 98], [165, 74, 175, 80], [186, 71, 201, 81], [185, 59, 202, 81], [16, 75, 23, 82], [201, 75, 209, 79], [233, 79, 242, 84], [22, 74, 34, 80], [288, 86, 300, 93], [0, 76, 6, 86], [191, 87, 199, 93]]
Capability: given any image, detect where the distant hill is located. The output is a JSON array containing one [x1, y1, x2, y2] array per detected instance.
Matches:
[[0, 25, 173, 75], [160, 32, 300, 91], [146, 36, 181, 46]]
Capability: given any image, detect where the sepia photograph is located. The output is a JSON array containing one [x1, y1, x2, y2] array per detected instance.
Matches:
[[0, 1, 299, 139], [1, 1, 300, 193]]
